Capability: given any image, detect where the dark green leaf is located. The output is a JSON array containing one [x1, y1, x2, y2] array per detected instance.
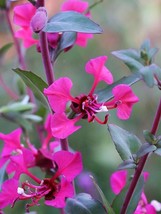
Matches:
[[108, 124, 142, 161], [13, 68, 50, 109], [51, 31, 77, 61], [0, 0, 6, 9], [136, 143, 156, 158], [0, 43, 13, 57], [118, 159, 136, 170], [65, 193, 107, 214], [91, 176, 115, 214], [112, 49, 143, 72], [97, 73, 141, 102], [43, 11, 103, 34]]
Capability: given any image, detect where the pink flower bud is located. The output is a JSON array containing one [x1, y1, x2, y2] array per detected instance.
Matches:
[[30, 7, 47, 33]]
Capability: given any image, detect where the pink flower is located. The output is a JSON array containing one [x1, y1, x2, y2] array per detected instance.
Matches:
[[61, 0, 93, 47], [44, 56, 138, 138], [13, 3, 38, 48], [105, 84, 139, 120], [110, 170, 156, 213], [134, 192, 156, 214], [110, 170, 127, 195], [13, 3, 36, 28], [0, 179, 19, 209]]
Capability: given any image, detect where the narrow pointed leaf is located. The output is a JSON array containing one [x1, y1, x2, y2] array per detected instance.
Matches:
[[108, 124, 142, 161], [118, 159, 136, 170], [91, 176, 115, 214], [112, 49, 143, 72], [139, 66, 154, 87], [97, 73, 141, 102], [0, 43, 13, 57], [43, 11, 103, 33], [65, 193, 107, 214], [136, 143, 156, 158], [13, 68, 50, 109]]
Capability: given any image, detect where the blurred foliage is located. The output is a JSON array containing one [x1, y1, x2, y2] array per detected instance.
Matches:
[[0, 0, 161, 213]]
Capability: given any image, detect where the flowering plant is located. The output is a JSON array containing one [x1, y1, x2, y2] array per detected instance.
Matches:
[[0, 0, 161, 213]]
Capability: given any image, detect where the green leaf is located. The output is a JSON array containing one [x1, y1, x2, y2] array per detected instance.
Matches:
[[0, 96, 35, 113], [154, 148, 161, 156], [91, 176, 115, 214], [97, 73, 141, 102], [51, 31, 77, 61], [108, 124, 142, 161], [43, 11, 103, 34], [118, 159, 136, 170], [136, 143, 156, 158], [0, 0, 6, 9], [139, 65, 154, 87], [143, 130, 156, 144], [65, 193, 107, 214], [13, 68, 50, 109], [112, 49, 143, 72], [0, 43, 13, 57]]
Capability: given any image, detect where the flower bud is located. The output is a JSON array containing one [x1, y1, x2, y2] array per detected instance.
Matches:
[[30, 7, 47, 33]]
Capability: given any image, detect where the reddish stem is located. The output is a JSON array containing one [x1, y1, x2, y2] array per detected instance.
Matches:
[[0, 75, 19, 100], [120, 98, 161, 214]]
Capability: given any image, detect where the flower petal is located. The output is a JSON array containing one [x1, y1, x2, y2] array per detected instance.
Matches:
[[53, 151, 83, 181], [85, 56, 113, 85], [0, 179, 19, 209], [13, 3, 36, 28], [15, 28, 38, 48], [61, 0, 89, 13], [110, 170, 128, 195], [45, 178, 74, 208], [44, 77, 74, 113], [51, 113, 81, 139]]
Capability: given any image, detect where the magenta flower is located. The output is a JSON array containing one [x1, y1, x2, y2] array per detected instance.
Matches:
[[110, 170, 127, 195], [44, 56, 139, 138], [0, 150, 82, 210], [61, 0, 93, 47], [110, 170, 157, 213], [106, 84, 139, 120], [0, 179, 19, 209], [13, 3, 38, 48]]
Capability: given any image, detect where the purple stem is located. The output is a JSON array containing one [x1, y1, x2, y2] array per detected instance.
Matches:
[[5, 9, 26, 69], [120, 98, 161, 214], [39, 31, 55, 84]]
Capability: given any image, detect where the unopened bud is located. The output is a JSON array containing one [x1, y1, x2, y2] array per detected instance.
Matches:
[[30, 7, 47, 33]]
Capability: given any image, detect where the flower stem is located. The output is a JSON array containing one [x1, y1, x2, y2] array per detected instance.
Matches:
[[39, 31, 55, 84], [5, 9, 26, 69], [120, 98, 161, 214], [0, 75, 18, 100], [60, 138, 69, 151]]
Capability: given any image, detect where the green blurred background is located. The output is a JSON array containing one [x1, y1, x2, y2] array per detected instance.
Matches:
[[0, 0, 161, 213]]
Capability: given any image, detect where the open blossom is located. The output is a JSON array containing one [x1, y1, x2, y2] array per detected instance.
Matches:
[[110, 170, 157, 213], [0, 117, 83, 211], [13, 0, 93, 49], [44, 56, 139, 139]]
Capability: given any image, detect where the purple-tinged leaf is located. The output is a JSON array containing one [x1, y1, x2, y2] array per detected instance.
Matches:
[[136, 143, 156, 158]]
